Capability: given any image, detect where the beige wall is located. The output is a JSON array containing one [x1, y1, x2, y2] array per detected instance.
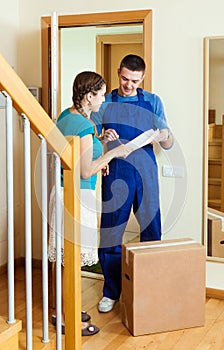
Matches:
[[1, 0, 224, 287]]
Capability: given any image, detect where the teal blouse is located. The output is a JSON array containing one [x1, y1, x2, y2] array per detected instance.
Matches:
[[57, 108, 103, 190]]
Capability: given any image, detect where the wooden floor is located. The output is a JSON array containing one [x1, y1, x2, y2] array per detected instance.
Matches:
[[1, 267, 224, 349]]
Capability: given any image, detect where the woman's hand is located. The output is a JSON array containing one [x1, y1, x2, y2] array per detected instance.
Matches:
[[102, 164, 109, 176], [103, 128, 119, 144], [113, 144, 131, 159]]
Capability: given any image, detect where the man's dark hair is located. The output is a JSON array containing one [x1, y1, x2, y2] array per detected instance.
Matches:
[[119, 54, 146, 73]]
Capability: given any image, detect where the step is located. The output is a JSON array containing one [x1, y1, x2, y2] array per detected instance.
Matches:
[[208, 130, 223, 141], [0, 316, 22, 350], [19, 333, 56, 350], [208, 199, 221, 209], [208, 136, 222, 142], [208, 140, 222, 159], [208, 178, 221, 185], [208, 158, 221, 165]]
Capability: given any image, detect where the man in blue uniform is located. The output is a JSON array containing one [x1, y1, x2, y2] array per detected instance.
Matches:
[[92, 55, 174, 312]]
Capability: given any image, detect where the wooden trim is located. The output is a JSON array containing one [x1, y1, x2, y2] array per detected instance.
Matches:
[[96, 33, 143, 45], [41, 10, 151, 27], [204, 37, 224, 260], [143, 10, 152, 91], [206, 287, 224, 300], [41, 10, 153, 113], [221, 121, 224, 211], [58, 30, 62, 118], [203, 38, 209, 252], [41, 17, 50, 114]]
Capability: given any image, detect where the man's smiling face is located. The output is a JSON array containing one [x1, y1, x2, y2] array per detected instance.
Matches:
[[117, 67, 144, 97]]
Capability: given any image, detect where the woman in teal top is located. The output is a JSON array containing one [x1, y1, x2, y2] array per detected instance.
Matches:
[[48, 71, 130, 336], [57, 107, 103, 190]]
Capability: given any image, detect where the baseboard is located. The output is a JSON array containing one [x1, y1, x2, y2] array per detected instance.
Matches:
[[0, 258, 48, 276], [0, 264, 6, 276], [0, 257, 24, 275], [81, 270, 104, 281], [206, 287, 224, 299]]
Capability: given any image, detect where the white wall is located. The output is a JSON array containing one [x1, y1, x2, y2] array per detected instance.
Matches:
[[1, 0, 224, 287]]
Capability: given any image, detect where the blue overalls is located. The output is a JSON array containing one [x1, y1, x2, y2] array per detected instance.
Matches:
[[98, 88, 161, 300]]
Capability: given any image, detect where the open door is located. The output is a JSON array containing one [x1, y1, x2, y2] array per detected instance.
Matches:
[[96, 33, 143, 92], [95, 32, 143, 238]]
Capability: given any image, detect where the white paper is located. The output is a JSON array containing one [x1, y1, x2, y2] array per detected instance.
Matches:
[[125, 129, 160, 152]]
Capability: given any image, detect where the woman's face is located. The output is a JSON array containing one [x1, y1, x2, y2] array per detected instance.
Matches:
[[90, 84, 106, 112]]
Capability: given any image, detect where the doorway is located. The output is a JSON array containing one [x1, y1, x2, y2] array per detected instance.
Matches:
[[41, 10, 152, 277], [41, 10, 152, 116]]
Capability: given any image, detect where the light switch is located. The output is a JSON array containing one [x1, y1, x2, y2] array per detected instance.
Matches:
[[162, 165, 184, 178]]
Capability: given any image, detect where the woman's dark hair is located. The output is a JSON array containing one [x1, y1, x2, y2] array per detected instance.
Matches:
[[72, 71, 106, 110], [119, 54, 146, 73]]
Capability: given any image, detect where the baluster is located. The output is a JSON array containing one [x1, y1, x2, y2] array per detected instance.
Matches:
[[22, 113, 33, 350], [38, 135, 50, 343], [54, 152, 62, 350], [3, 91, 16, 325]]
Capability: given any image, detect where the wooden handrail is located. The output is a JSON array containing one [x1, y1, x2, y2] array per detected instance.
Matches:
[[0, 52, 72, 169]]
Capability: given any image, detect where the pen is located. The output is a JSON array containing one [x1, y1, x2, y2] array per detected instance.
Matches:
[[117, 137, 123, 145]]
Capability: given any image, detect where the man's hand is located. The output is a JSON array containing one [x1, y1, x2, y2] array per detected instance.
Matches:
[[151, 129, 173, 149], [151, 129, 169, 144]]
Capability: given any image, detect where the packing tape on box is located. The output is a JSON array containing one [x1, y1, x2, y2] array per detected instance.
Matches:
[[125, 240, 197, 264]]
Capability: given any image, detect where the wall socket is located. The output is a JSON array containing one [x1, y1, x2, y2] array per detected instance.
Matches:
[[162, 165, 184, 178]]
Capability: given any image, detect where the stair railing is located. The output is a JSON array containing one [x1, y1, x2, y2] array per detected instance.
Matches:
[[0, 52, 82, 350]]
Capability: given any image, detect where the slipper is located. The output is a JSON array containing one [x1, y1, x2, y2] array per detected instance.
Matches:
[[81, 311, 91, 322], [52, 311, 91, 324], [51, 315, 65, 334], [62, 323, 65, 335], [51, 314, 56, 326], [82, 324, 100, 336]]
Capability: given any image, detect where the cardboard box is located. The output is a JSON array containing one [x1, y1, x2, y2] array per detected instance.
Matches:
[[121, 238, 206, 336]]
